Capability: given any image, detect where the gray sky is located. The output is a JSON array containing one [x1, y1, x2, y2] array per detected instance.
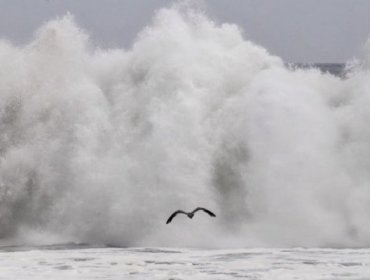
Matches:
[[0, 0, 369, 62]]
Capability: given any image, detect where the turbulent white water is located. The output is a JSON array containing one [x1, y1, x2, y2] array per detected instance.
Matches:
[[1, 247, 370, 279], [1, 5, 370, 248]]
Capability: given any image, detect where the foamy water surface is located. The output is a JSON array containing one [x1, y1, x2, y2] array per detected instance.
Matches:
[[0, 246, 370, 279]]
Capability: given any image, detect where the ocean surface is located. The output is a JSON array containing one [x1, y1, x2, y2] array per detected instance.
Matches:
[[0, 245, 369, 279], [1, 4, 370, 279], [289, 63, 346, 77]]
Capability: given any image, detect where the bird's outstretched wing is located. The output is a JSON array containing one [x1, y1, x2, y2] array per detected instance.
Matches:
[[192, 207, 216, 217], [166, 210, 187, 224]]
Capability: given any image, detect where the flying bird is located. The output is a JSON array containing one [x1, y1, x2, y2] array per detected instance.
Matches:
[[166, 207, 216, 224]]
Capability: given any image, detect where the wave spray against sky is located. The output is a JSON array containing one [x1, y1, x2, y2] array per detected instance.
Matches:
[[1, 5, 370, 248]]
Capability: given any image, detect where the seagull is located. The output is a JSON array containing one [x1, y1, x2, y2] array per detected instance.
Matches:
[[166, 207, 216, 224]]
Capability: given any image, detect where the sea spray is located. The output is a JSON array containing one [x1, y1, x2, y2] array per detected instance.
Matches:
[[0, 6, 369, 248]]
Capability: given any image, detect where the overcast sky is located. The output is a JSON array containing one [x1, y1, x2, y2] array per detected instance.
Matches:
[[0, 0, 369, 62]]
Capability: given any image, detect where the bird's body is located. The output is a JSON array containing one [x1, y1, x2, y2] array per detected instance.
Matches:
[[166, 207, 216, 224]]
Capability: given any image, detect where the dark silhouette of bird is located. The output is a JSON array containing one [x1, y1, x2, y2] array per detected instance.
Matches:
[[166, 207, 216, 224]]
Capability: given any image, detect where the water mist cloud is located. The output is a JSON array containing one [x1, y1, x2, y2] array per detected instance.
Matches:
[[0, 5, 370, 248]]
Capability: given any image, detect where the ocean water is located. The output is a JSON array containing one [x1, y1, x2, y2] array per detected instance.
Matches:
[[0, 245, 370, 279], [289, 63, 346, 78], [1, 2, 370, 260]]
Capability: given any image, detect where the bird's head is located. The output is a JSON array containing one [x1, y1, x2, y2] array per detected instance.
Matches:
[[188, 213, 194, 219]]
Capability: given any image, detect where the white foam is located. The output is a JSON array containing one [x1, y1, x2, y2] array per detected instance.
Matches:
[[0, 5, 370, 247]]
